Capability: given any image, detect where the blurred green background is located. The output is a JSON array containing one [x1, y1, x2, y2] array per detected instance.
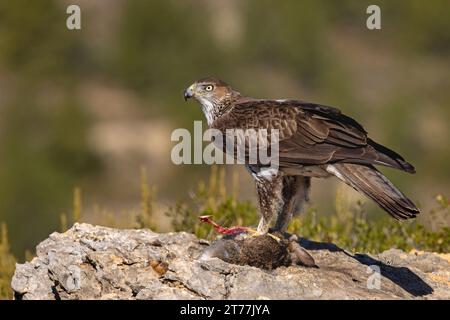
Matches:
[[0, 0, 449, 257]]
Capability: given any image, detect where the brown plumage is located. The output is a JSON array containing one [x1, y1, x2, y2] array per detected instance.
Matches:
[[184, 77, 420, 233]]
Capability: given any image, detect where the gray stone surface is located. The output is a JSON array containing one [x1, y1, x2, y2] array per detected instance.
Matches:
[[11, 223, 450, 300]]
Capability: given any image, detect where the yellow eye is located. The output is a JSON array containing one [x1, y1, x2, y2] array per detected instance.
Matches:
[[204, 85, 214, 92]]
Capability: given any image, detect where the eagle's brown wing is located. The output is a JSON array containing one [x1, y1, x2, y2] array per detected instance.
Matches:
[[213, 99, 415, 173]]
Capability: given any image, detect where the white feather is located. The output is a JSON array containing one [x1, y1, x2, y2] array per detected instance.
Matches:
[[252, 167, 280, 181], [326, 164, 345, 181], [198, 98, 215, 126]]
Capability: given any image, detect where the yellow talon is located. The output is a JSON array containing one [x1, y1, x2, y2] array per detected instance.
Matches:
[[245, 228, 281, 242]]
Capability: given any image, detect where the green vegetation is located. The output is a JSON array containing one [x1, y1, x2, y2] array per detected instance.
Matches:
[[288, 196, 449, 253], [168, 167, 450, 253]]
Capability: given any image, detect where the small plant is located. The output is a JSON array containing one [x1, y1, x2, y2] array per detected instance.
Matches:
[[72, 187, 82, 223], [135, 166, 158, 230], [59, 187, 83, 232], [0, 223, 16, 300]]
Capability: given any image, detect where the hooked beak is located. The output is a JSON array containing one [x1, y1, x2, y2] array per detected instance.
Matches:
[[183, 84, 195, 101]]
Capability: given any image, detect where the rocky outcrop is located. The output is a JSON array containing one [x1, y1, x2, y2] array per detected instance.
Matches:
[[11, 223, 450, 299]]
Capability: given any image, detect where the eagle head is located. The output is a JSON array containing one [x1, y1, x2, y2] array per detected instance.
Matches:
[[184, 77, 240, 125]]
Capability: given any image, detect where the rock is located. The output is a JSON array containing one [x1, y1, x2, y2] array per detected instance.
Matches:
[[11, 223, 450, 300]]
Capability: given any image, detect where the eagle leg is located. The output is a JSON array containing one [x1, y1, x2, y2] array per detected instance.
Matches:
[[254, 169, 284, 234], [274, 176, 311, 232]]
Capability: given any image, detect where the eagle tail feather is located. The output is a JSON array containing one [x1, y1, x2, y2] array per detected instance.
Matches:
[[327, 163, 420, 220], [368, 138, 416, 173]]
